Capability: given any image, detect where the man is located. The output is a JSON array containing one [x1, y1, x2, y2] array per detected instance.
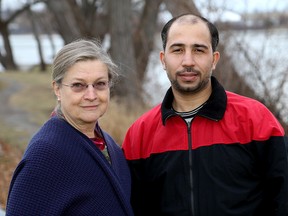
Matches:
[[122, 13, 288, 216]]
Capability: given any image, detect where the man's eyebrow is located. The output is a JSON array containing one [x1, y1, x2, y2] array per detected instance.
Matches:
[[169, 43, 209, 49], [193, 44, 209, 49], [169, 43, 184, 48]]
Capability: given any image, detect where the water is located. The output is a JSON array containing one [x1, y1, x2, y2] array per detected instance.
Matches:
[[0, 34, 64, 71]]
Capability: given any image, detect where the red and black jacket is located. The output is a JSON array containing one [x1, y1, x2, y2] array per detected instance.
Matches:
[[123, 76, 288, 216]]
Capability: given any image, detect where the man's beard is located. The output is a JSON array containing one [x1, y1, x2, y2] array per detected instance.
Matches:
[[170, 71, 211, 94]]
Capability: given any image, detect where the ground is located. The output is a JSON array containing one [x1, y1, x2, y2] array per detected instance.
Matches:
[[0, 75, 40, 210]]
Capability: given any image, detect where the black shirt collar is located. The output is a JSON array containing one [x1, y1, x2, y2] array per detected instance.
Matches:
[[161, 76, 227, 125]]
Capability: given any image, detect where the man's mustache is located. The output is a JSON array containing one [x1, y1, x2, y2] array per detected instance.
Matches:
[[178, 67, 198, 73]]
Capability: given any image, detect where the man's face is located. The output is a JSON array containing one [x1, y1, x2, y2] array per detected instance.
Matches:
[[160, 20, 219, 95]]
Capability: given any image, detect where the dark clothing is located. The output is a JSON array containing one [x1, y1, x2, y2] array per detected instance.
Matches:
[[6, 117, 134, 216], [123, 76, 288, 216]]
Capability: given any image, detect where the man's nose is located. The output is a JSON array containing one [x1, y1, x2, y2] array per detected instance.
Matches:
[[182, 52, 196, 67]]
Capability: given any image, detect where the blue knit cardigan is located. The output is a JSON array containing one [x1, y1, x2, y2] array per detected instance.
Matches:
[[6, 116, 134, 216]]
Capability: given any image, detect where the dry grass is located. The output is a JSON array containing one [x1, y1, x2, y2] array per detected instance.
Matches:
[[0, 139, 23, 210], [0, 71, 55, 150], [0, 70, 149, 210], [99, 100, 148, 144]]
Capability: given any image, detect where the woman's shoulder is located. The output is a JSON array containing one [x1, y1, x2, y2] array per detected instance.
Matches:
[[24, 117, 81, 160]]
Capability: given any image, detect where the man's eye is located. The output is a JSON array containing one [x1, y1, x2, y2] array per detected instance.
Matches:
[[194, 48, 205, 53], [172, 48, 182, 53]]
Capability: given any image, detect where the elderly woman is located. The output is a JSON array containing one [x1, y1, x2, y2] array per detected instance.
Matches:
[[6, 39, 134, 216]]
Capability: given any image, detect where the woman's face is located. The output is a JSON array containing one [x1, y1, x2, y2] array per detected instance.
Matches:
[[53, 59, 110, 132]]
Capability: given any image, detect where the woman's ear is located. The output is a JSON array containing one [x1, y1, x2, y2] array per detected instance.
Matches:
[[52, 81, 61, 101]]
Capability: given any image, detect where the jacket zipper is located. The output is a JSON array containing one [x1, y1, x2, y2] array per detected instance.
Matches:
[[187, 121, 195, 215]]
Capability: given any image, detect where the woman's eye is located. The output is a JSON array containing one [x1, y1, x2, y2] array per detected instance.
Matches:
[[98, 81, 109, 86], [71, 83, 86, 91], [95, 81, 109, 90], [72, 83, 85, 88]]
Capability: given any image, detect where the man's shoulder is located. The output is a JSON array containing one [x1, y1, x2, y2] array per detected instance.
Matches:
[[226, 91, 266, 108], [225, 91, 284, 133]]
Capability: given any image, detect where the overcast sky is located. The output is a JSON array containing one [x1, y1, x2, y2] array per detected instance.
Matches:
[[196, 0, 288, 22], [221, 0, 287, 12]]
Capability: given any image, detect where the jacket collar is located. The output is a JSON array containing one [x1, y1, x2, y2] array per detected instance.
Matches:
[[161, 76, 227, 125]]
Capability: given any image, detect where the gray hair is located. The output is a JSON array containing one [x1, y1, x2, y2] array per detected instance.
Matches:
[[52, 38, 118, 85]]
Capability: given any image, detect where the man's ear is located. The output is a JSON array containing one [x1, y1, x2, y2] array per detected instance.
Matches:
[[212, 51, 220, 70], [160, 51, 166, 70]]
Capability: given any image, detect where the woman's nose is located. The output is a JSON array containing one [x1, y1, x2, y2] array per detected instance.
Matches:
[[83, 85, 97, 100]]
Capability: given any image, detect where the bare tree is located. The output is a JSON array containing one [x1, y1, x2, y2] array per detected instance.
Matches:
[[27, 8, 46, 71], [133, 0, 163, 83], [45, 0, 82, 43], [229, 30, 288, 129], [164, 0, 200, 16], [108, 0, 140, 104], [0, 0, 46, 70]]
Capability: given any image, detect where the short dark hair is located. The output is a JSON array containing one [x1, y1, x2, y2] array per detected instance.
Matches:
[[161, 13, 219, 52]]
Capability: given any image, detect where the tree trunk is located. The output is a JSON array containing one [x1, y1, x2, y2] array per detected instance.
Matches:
[[0, 23, 18, 70], [108, 0, 142, 105], [133, 0, 163, 83], [28, 9, 46, 71], [45, 0, 81, 44], [164, 0, 201, 16]]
